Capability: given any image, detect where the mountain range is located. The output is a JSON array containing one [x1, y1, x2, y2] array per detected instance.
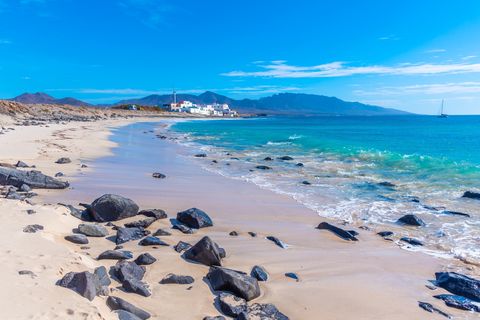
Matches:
[[11, 92, 91, 107], [8, 91, 409, 116]]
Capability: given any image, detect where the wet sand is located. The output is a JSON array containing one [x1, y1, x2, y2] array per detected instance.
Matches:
[[43, 121, 478, 319]]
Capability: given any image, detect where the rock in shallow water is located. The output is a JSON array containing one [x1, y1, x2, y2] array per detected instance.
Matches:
[[177, 207, 213, 229], [462, 191, 480, 200], [397, 214, 426, 227], [151, 172, 166, 179], [90, 194, 139, 222], [107, 296, 151, 319], [207, 267, 260, 301], [400, 237, 423, 246], [435, 272, 480, 302]]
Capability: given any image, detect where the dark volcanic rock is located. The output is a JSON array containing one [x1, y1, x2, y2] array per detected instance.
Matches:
[[229, 231, 239, 236], [56, 270, 108, 301], [263, 157, 273, 161], [296, 163, 304, 167], [55, 157, 71, 164], [378, 181, 396, 187], [203, 316, 226, 320], [217, 292, 247, 317], [238, 303, 289, 320], [122, 278, 151, 297], [153, 228, 171, 236], [434, 294, 480, 312], [183, 236, 223, 266], [194, 153, 207, 158], [0, 167, 69, 189], [377, 231, 394, 238], [160, 273, 195, 285], [55, 172, 64, 177], [172, 223, 195, 234], [114, 310, 143, 320], [124, 217, 157, 229], [106, 296, 151, 320], [116, 227, 150, 245], [441, 210, 471, 218], [65, 234, 89, 244], [417, 302, 451, 319], [15, 160, 29, 168], [435, 272, 480, 302], [400, 237, 423, 246], [285, 272, 299, 282], [207, 267, 260, 301], [62, 204, 92, 221], [152, 172, 166, 179], [248, 232, 257, 237], [462, 191, 480, 200], [139, 209, 167, 219], [134, 253, 156, 265], [316, 222, 358, 241], [98, 250, 133, 260], [278, 156, 294, 161], [138, 236, 168, 246], [301, 180, 311, 185], [397, 214, 426, 226], [77, 223, 108, 237], [266, 236, 288, 248], [177, 207, 213, 229], [23, 224, 43, 233], [174, 241, 191, 253], [251, 265, 268, 282], [112, 261, 145, 282], [255, 165, 271, 170], [90, 194, 139, 222]]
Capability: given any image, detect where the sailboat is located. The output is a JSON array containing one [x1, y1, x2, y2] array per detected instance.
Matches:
[[438, 99, 448, 118]]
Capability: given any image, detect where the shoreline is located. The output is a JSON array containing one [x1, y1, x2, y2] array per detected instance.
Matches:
[[0, 118, 478, 319]]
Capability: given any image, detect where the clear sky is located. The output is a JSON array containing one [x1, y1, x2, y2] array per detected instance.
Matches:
[[1, 0, 480, 114]]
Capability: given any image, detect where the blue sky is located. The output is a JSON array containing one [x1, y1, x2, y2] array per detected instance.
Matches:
[[1, 0, 480, 114]]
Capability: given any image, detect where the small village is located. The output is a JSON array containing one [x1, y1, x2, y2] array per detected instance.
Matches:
[[164, 91, 238, 117]]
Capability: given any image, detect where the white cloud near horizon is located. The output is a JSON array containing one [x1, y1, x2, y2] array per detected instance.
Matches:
[[222, 60, 480, 79], [354, 82, 480, 96], [425, 48, 447, 53]]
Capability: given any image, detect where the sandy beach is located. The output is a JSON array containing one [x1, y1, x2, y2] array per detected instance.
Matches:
[[0, 115, 478, 320]]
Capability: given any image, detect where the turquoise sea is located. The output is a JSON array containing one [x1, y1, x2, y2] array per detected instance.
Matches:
[[169, 115, 480, 263]]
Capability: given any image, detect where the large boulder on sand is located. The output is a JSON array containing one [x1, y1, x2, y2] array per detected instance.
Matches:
[[112, 260, 145, 282], [0, 167, 69, 189], [183, 236, 223, 266], [90, 194, 139, 222], [207, 267, 261, 301], [56, 267, 110, 301], [116, 227, 150, 245], [177, 207, 213, 229]]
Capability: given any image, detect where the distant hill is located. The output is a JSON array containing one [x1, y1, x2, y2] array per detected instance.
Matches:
[[11, 92, 90, 107], [119, 91, 409, 116]]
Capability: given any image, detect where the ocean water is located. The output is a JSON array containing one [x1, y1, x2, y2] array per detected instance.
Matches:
[[168, 115, 480, 264]]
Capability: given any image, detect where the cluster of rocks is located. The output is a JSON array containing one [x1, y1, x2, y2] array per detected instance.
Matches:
[[57, 193, 289, 320], [418, 271, 480, 317]]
